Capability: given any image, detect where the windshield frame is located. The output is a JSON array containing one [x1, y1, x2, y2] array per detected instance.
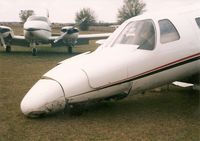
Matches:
[[110, 19, 157, 50]]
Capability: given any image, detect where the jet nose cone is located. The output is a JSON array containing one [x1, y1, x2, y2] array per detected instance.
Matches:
[[21, 79, 66, 118]]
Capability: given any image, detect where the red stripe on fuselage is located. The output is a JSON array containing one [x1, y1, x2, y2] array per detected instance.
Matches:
[[97, 52, 200, 89], [69, 52, 200, 98], [131, 52, 200, 79]]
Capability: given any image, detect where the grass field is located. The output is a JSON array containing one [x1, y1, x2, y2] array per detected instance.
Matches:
[[0, 33, 200, 140]]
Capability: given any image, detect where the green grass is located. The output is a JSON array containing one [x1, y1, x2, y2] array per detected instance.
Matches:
[[0, 45, 199, 141]]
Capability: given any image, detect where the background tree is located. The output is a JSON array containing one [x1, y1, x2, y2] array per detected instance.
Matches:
[[117, 0, 146, 24], [19, 10, 35, 23], [75, 8, 96, 31]]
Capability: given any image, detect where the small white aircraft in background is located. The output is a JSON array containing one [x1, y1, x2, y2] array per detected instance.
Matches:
[[0, 14, 110, 56], [21, 5, 200, 117]]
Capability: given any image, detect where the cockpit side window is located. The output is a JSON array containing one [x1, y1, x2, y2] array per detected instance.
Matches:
[[112, 19, 156, 50], [195, 17, 200, 28], [159, 19, 180, 44]]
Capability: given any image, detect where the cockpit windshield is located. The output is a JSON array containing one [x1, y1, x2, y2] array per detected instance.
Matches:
[[111, 19, 156, 50], [27, 16, 48, 22]]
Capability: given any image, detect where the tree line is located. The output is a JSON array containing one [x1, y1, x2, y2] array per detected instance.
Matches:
[[19, 0, 146, 31]]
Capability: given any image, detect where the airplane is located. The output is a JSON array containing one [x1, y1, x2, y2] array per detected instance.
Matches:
[[20, 5, 200, 117], [0, 14, 111, 56]]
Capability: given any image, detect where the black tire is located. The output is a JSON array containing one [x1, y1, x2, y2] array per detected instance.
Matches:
[[68, 46, 73, 54], [32, 48, 37, 56], [5, 46, 11, 53], [69, 104, 84, 116]]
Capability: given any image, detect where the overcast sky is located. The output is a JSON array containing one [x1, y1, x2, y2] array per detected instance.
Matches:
[[0, 0, 199, 23]]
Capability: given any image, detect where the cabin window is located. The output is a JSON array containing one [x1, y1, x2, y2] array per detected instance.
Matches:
[[195, 17, 200, 28], [159, 19, 180, 44], [112, 19, 156, 50]]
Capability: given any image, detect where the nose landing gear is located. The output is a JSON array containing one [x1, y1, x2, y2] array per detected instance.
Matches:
[[5, 45, 11, 53], [30, 42, 37, 56], [32, 48, 37, 56]]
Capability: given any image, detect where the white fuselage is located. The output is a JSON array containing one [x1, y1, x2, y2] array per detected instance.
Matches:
[[21, 6, 200, 117], [23, 16, 51, 43]]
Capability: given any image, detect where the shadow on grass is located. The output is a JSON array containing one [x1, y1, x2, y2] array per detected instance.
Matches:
[[34, 89, 199, 121], [0, 50, 82, 57]]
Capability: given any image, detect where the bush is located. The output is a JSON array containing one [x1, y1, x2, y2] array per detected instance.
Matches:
[[19, 10, 35, 23], [117, 0, 146, 24], [75, 8, 96, 31]]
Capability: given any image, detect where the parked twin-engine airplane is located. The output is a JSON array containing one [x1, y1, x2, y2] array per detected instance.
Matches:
[[0, 14, 110, 56], [20, 5, 200, 117]]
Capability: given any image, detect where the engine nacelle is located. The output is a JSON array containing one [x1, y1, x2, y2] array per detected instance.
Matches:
[[0, 26, 14, 41], [61, 26, 79, 45], [51, 26, 79, 48]]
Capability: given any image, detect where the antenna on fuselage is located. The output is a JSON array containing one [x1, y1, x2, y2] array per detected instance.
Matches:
[[46, 9, 49, 18]]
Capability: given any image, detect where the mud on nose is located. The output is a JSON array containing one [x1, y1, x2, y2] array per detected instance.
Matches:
[[20, 79, 66, 118]]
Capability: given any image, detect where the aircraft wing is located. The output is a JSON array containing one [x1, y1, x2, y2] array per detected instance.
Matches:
[[77, 33, 111, 45], [11, 35, 29, 47], [1, 24, 111, 48], [10, 33, 111, 47], [50, 33, 111, 47], [78, 33, 111, 40]]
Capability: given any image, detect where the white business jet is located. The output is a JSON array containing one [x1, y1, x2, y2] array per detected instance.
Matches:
[[20, 5, 200, 117], [0, 15, 110, 56]]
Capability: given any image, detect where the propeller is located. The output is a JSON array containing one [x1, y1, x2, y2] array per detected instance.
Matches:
[[0, 33, 6, 48], [54, 31, 68, 43], [54, 18, 86, 43], [0, 26, 12, 48], [0, 27, 6, 48]]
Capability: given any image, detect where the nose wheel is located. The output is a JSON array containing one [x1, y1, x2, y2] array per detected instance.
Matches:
[[30, 42, 37, 56], [68, 104, 84, 116], [5, 45, 11, 53], [32, 48, 37, 56], [68, 45, 73, 54]]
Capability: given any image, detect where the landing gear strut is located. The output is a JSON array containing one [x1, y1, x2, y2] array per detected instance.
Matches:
[[67, 45, 73, 54], [30, 42, 37, 56], [5, 45, 11, 53]]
